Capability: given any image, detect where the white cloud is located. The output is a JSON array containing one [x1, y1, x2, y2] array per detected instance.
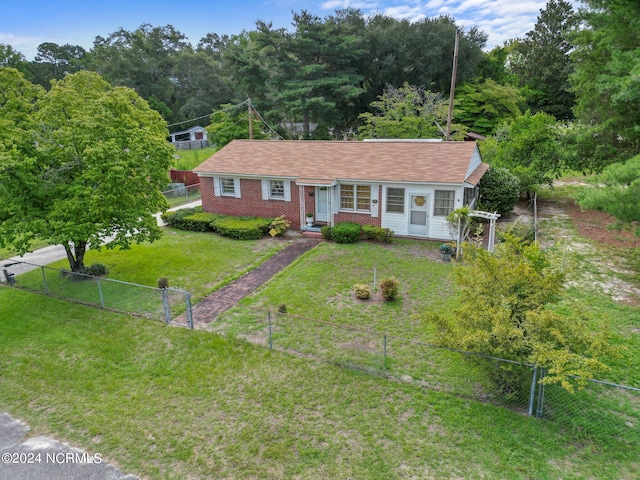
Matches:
[[0, 33, 44, 60]]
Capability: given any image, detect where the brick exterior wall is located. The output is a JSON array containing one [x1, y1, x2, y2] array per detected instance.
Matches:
[[200, 177, 303, 229], [200, 178, 383, 230]]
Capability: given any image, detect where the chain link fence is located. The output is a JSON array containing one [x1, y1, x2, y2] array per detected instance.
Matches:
[[211, 305, 640, 447], [162, 183, 201, 208], [1, 261, 194, 329]]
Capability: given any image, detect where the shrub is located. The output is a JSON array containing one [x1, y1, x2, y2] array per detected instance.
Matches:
[[497, 220, 535, 244], [477, 166, 521, 216], [361, 225, 394, 243], [269, 215, 291, 236], [157, 277, 169, 289], [330, 222, 361, 244], [277, 304, 287, 314], [379, 277, 399, 301], [353, 283, 371, 300], [161, 207, 199, 229], [320, 225, 332, 240], [210, 215, 271, 240], [84, 263, 108, 277], [181, 212, 221, 232]]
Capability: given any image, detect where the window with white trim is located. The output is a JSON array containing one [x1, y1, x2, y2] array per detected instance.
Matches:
[[270, 180, 285, 199], [220, 177, 235, 196], [340, 184, 370, 212], [434, 190, 455, 216], [386, 187, 405, 214]]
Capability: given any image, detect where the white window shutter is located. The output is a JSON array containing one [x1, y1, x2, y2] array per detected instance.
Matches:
[[234, 178, 241, 198], [213, 177, 221, 197], [261, 180, 269, 200], [284, 181, 291, 202]]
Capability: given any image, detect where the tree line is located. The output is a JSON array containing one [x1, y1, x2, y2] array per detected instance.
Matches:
[[1, 1, 639, 226]]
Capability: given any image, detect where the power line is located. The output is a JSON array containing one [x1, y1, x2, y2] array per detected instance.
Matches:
[[249, 99, 285, 140], [167, 99, 248, 129]]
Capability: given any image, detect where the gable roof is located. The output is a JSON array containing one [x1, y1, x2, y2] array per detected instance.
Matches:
[[194, 139, 486, 185]]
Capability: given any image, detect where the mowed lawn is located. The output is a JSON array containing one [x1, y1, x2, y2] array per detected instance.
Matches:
[[15, 228, 290, 304], [0, 287, 636, 480]]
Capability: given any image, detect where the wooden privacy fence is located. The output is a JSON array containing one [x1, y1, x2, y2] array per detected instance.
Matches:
[[170, 169, 200, 186]]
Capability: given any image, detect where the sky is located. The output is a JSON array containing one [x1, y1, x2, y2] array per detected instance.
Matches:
[[1, 0, 580, 60]]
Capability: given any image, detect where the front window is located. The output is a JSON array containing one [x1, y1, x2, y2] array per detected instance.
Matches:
[[340, 184, 370, 212], [434, 190, 455, 216], [220, 178, 235, 196], [270, 180, 285, 199], [386, 187, 405, 214]]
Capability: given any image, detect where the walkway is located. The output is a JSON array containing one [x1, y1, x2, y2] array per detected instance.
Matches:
[[188, 238, 320, 325]]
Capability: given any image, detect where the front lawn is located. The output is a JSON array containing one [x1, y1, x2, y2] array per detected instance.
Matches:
[[15, 228, 289, 305], [0, 287, 636, 480]]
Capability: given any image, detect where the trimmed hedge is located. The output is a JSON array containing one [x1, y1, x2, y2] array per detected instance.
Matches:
[[361, 225, 394, 243], [210, 215, 272, 240], [330, 222, 362, 244]]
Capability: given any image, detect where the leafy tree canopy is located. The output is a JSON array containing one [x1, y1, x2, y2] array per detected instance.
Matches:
[[358, 83, 465, 140], [454, 79, 524, 136], [206, 103, 268, 148], [570, 0, 640, 165], [0, 70, 174, 272], [425, 239, 619, 394], [480, 111, 568, 194]]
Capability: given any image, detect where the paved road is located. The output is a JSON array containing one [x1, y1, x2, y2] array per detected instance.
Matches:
[[0, 413, 138, 480], [0, 200, 202, 279]]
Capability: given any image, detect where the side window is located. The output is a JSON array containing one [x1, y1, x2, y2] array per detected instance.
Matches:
[[434, 190, 455, 216], [386, 187, 405, 214]]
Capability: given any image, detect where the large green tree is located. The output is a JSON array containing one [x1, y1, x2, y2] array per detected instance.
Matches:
[[570, 0, 640, 166], [30, 42, 88, 88], [253, 10, 365, 138], [358, 83, 462, 139], [509, 0, 577, 120], [91, 24, 192, 123], [454, 79, 524, 135], [0, 70, 174, 272], [480, 111, 568, 194]]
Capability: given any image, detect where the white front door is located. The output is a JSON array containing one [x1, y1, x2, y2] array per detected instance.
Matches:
[[316, 187, 329, 222], [408, 194, 429, 236]]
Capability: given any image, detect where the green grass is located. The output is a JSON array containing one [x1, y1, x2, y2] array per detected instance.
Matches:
[[15, 228, 289, 310], [171, 146, 217, 171], [1, 287, 637, 480]]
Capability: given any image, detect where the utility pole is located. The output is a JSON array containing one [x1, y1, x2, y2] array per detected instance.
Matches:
[[445, 30, 459, 141], [248, 98, 253, 140]]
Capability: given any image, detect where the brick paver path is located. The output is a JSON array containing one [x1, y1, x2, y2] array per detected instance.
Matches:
[[188, 238, 320, 325]]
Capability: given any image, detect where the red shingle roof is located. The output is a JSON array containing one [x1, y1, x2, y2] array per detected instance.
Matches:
[[194, 140, 485, 185]]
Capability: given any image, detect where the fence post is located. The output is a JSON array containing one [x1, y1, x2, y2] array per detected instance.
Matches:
[[373, 267, 377, 291], [162, 288, 171, 325], [536, 368, 547, 419], [268, 311, 273, 350], [185, 291, 193, 330], [96, 278, 105, 308], [41, 266, 48, 295], [528, 366, 538, 416], [383, 334, 387, 370]]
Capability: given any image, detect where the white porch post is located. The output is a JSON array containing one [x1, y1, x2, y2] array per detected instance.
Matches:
[[299, 184, 305, 228]]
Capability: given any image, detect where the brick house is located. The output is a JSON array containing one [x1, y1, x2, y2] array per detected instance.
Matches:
[[193, 139, 489, 240]]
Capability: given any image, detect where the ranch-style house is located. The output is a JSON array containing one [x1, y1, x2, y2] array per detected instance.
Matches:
[[194, 139, 489, 240]]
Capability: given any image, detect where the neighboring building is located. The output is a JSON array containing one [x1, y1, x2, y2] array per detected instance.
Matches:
[[169, 126, 209, 150], [193, 139, 488, 240]]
